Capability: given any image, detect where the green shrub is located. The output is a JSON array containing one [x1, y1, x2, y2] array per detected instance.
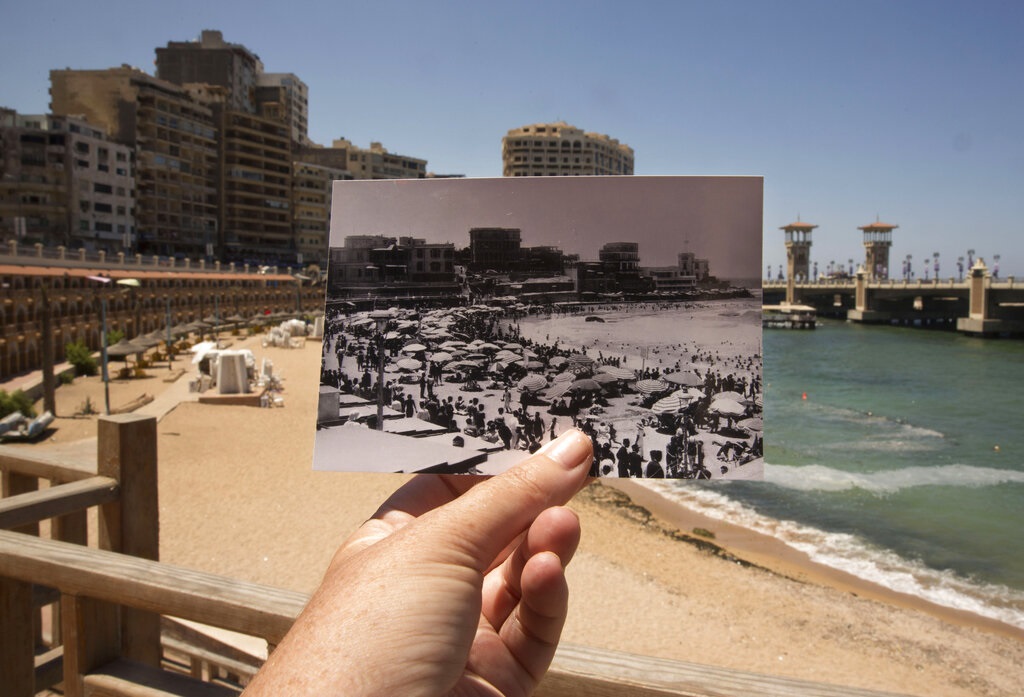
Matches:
[[0, 390, 36, 419], [65, 339, 98, 376], [106, 329, 124, 346], [59, 372, 75, 385]]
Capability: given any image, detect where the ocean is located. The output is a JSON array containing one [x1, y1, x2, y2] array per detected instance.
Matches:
[[661, 316, 1024, 630]]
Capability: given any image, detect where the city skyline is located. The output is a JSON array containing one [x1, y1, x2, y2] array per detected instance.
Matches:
[[330, 177, 762, 280], [2, 1, 1021, 275]]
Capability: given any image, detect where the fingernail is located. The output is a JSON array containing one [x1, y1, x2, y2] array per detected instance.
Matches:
[[538, 429, 592, 470]]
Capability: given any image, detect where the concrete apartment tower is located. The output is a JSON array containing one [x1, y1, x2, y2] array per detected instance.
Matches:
[[501, 122, 634, 176]]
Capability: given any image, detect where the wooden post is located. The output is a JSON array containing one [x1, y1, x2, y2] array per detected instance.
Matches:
[[0, 576, 34, 697], [96, 414, 161, 668], [61, 594, 120, 697], [50, 508, 88, 646]]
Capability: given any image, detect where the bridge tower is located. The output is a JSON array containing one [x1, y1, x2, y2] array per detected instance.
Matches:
[[781, 219, 815, 304], [859, 220, 897, 280]]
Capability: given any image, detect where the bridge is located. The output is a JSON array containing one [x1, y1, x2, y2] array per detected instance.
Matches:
[[763, 260, 1024, 337]]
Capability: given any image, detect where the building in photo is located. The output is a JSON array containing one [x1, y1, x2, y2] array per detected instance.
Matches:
[[502, 121, 634, 177]]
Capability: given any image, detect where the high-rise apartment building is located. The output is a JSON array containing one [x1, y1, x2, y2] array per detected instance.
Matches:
[[257, 73, 310, 146], [502, 122, 634, 177], [155, 30, 263, 114], [49, 67, 218, 258], [293, 160, 348, 265], [332, 139, 427, 180]]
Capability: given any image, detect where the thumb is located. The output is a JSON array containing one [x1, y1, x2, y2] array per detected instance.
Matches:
[[419, 429, 592, 572]]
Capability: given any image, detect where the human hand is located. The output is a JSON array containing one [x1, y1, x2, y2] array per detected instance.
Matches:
[[245, 428, 593, 696]]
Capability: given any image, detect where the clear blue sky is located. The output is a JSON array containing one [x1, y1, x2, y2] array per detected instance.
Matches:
[[2, 0, 1022, 277]]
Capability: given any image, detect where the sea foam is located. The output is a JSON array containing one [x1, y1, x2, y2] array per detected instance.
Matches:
[[765, 463, 1024, 494], [641, 480, 1024, 630]]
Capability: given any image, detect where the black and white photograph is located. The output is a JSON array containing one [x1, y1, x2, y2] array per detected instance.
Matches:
[[313, 176, 763, 478]]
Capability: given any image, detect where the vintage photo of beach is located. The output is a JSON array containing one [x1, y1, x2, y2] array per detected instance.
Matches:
[[313, 176, 763, 478]]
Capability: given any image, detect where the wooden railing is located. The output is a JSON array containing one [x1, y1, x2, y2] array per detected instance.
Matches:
[[0, 415, 911, 697]]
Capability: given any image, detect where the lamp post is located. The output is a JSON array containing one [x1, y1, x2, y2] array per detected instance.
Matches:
[[812, 261, 818, 281], [906, 254, 913, 280], [933, 252, 940, 282], [369, 310, 391, 430], [778, 264, 784, 281], [766, 264, 772, 281], [968, 248, 975, 267], [993, 254, 1001, 279], [957, 256, 964, 281]]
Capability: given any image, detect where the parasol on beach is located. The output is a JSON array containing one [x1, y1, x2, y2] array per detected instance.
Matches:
[[552, 371, 575, 383], [663, 371, 703, 387], [402, 343, 427, 353], [503, 343, 524, 351], [548, 356, 568, 368], [477, 342, 502, 352], [544, 383, 571, 400], [429, 351, 453, 363], [517, 374, 548, 392], [591, 373, 620, 385], [601, 366, 636, 380], [635, 379, 670, 395], [736, 416, 763, 432], [651, 394, 692, 414], [567, 354, 594, 368], [568, 378, 602, 393], [710, 397, 746, 417], [396, 358, 422, 371], [516, 359, 545, 370]]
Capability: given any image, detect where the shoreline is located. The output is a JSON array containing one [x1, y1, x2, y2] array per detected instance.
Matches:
[[610, 478, 1024, 643]]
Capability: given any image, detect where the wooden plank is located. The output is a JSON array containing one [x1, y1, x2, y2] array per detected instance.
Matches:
[[52, 507, 90, 646], [0, 445, 96, 483], [0, 531, 306, 646], [35, 645, 63, 691], [97, 415, 161, 668], [0, 575, 34, 697], [540, 643, 913, 697], [83, 658, 240, 697], [62, 593, 120, 697], [2, 471, 39, 536], [0, 477, 118, 530]]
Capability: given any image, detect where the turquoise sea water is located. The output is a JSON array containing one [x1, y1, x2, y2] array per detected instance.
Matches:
[[677, 318, 1024, 628]]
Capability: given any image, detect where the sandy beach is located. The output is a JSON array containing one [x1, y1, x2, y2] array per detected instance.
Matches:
[[8, 322, 1024, 697]]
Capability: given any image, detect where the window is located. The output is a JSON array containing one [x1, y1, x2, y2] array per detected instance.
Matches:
[[94, 183, 113, 194], [95, 222, 113, 232]]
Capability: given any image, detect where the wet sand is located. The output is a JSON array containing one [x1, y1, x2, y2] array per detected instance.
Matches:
[[11, 325, 1024, 697]]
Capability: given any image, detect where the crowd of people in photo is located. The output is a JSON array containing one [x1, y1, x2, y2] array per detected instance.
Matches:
[[320, 299, 763, 479]]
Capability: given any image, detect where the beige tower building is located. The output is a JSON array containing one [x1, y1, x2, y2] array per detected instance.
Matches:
[[859, 220, 896, 280], [502, 122, 634, 177], [781, 220, 816, 283]]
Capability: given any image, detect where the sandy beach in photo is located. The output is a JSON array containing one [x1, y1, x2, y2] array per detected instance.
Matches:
[[5, 318, 1022, 697]]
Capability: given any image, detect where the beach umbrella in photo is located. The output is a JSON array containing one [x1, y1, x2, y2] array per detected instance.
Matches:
[[710, 397, 746, 417], [568, 378, 602, 393], [552, 371, 576, 383], [602, 366, 636, 380], [567, 354, 593, 367], [548, 356, 568, 368], [544, 383, 570, 400], [396, 358, 422, 371], [477, 342, 502, 352], [680, 387, 706, 400], [516, 359, 545, 370], [429, 351, 453, 363], [651, 394, 692, 414], [713, 390, 748, 403], [591, 373, 620, 385], [495, 350, 520, 362], [635, 379, 670, 395], [737, 417, 763, 432], [131, 334, 161, 349], [464, 352, 488, 361], [664, 371, 702, 387], [517, 374, 548, 392], [503, 343, 523, 350], [402, 343, 427, 353]]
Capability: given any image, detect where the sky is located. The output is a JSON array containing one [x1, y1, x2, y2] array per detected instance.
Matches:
[[331, 177, 763, 279], [2, 0, 1022, 277]]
